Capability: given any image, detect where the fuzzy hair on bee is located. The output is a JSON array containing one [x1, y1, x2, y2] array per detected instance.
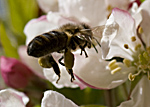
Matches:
[[27, 23, 101, 83]]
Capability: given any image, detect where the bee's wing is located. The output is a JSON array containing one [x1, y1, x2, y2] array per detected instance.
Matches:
[[91, 25, 105, 42]]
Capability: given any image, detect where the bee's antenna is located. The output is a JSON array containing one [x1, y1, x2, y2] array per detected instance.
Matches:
[[80, 29, 91, 32], [93, 37, 101, 47], [91, 42, 98, 53]]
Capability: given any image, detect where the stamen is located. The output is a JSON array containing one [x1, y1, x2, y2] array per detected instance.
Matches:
[[131, 36, 136, 42], [138, 26, 143, 34], [124, 44, 129, 49], [128, 73, 135, 81], [123, 59, 131, 67], [138, 54, 147, 65], [108, 59, 116, 67], [139, 65, 147, 70], [107, 5, 112, 11], [146, 47, 150, 54], [135, 44, 141, 51], [109, 64, 119, 70], [111, 67, 121, 74], [133, 70, 142, 76], [143, 51, 149, 61]]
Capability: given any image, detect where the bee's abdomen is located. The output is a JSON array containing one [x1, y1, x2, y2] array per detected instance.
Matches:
[[27, 31, 68, 57]]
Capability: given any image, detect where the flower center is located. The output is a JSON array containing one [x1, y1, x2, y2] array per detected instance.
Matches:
[[128, 47, 150, 81], [108, 34, 150, 81]]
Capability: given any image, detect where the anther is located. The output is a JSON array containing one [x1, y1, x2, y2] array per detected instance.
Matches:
[[107, 5, 112, 11], [111, 67, 121, 74], [143, 51, 149, 61], [135, 44, 141, 51], [124, 44, 129, 49], [138, 26, 143, 34], [108, 59, 116, 67], [131, 36, 136, 42], [128, 73, 135, 81], [123, 59, 131, 67]]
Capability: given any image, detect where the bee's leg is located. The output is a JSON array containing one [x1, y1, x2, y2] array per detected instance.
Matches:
[[91, 42, 98, 53], [66, 68, 75, 82], [49, 55, 61, 83], [58, 56, 65, 66], [64, 48, 75, 82]]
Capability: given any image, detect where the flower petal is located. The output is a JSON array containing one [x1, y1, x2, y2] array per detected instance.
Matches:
[[43, 52, 79, 88], [74, 46, 134, 89], [129, 2, 142, 28], [58, 0, 107, 26], [41, 90, 78, 107], [140, 0, 150, 47], [24, 15, 58, 45], [37, 0, 58, 13], [101, 8, 143, 60], [105, 0, 131, 10], [18, 46, 45, 78], [119, 76, 150, 107], [24, 12, 78, 45], [0, 88, 29, 107]]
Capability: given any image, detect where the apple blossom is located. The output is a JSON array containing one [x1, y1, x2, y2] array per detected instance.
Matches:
[[18, 46, 45, 78], [37, 0, 58, 13], [0, 88, 29, 107], [0, 56, 33, 88], [41, 90, 78, 107], [24, 0, 108, 88], [99, 1, 150, 106], [24, 0, 134, 89], [119, 76, 150, 107]]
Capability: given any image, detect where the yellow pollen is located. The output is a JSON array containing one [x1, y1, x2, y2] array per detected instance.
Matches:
[[124, 44, 129, 49], [131, 36, 136, 42], [111, 67, 121, 74], [108, 59, 116, 67], [138, 26, 143, 34], [143, 51, 149, 61], [128, 73, 135, 81], [135, 44, 141, 51], [123, 59, 131, 67], [109, 64, 119, 70], [107, 5, 112, 11]]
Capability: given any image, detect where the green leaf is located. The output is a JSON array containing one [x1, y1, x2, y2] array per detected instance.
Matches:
[[7, 0, 39, 45], [33, 105, 41, 107], [0, 22, 19, 58], [140, 0, 145, 3]]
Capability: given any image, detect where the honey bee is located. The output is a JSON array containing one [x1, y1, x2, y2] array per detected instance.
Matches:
[[27, 23, 102, 83]]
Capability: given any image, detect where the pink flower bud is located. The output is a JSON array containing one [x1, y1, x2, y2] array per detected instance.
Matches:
[[0, 56, 33, 88]]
